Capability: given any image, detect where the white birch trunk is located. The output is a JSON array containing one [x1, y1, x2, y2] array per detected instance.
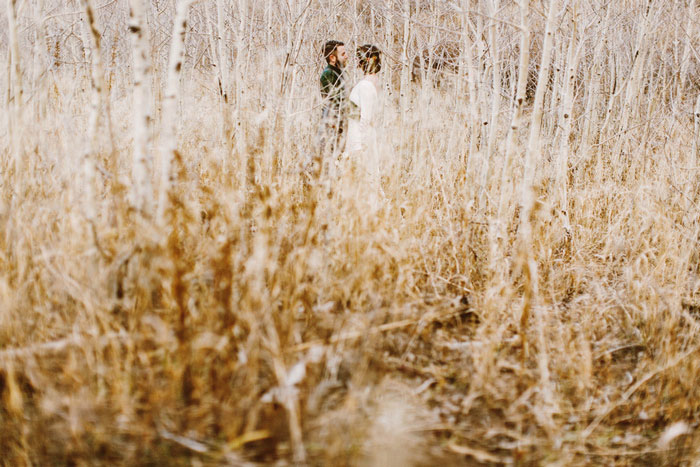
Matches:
[[4, 49, 12, 183], [234, 0, 249, 174], [459, 0, 479, 184], [684, 93, 700, 219], [203, 4, 226, 151], [401, 0, 411, 95], [677, 0, 696, 105], [6, 0, 22, 173], [129, 0, 154, 214], [384, 0, 395, 89], [396, 0, 411, 168], [580, 63, 600, 157], [4, 42, 10, 129], [580, 5, 611, 161], [215, 0, 230, 104], [694, 95, 700, 166], [554, 13, 580, 230], [518, 0, 558, 347], [518, 0, 560, 422], [474, 14, 489, 195], [614, 3, 656, 164], [549, 40, 565, 145], [205, 2, 231, 171], [79, 0, 106, 221], [599, 54, 616, 139], [30, 0, 44, 121], [480, 0, 501, 202], [157, 0, 194, 225], [497, 0, 530, 230]]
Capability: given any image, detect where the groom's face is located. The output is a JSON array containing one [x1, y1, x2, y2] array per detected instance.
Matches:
[[333, 45, 348, 68]]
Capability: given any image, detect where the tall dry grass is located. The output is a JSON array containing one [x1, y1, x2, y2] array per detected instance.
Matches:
[[2, 0, 700, 464]]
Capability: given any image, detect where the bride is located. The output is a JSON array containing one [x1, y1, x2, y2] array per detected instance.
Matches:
[[344, 45, 382, 205]]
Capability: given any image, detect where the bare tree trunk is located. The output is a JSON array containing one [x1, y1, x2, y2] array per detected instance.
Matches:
[[677, 0, 696, 106], [279, 0, 311, 178], [30, 0, 44, 122], [482, 0, 505, 280], [79, 0, 107, 221], [384, 0, 395, 89], [554, 10, 581, 230], [580, 5, 611, 163], [462, 9, 488, 199], [496, 0, 530, 249], [203, 4, 227, 162], [234, 0, 250, 179], [549, 40, 565, 144], [694, 95, 700, 166], [518, 0, 560, 429], [480, 0, 501, 204], [6, 0, 22, 173], [235, 0, 248, 110], [684, 93, 700, 220], [519, 0, 558, 352], [400, 0, 411, 101], [4, 50, 12, 183], [129, 0, 154, 214], [215, 0, 230, 104], [598, 53, 618, 147], [614, 1, 657, 170], [459, 6, 483, 200], [474, 13, 488, 198], [157, 0, 194, 225], [4, 41, 10, 115], [208, 0, 233, 174], [265, 0, 273, 48]]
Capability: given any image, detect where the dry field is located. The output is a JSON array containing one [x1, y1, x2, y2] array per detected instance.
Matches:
[[2, 0, 700, 465]]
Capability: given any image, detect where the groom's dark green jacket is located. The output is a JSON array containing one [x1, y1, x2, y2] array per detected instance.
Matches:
[[320, 64, 346, 125]]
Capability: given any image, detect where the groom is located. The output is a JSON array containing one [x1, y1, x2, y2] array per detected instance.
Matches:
[[319, 40, 348, 156]]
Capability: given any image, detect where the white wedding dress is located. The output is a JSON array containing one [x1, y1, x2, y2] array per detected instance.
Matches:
[[344, 78, 381, 204]]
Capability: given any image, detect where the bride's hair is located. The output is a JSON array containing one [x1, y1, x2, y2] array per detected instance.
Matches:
[[357, 45, 381, 74]]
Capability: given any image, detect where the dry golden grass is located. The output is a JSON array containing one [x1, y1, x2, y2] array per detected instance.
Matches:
[[2, 0, 700, 465]]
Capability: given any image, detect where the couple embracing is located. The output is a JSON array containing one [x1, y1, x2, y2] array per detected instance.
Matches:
[[319, 40, 383, 207]]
